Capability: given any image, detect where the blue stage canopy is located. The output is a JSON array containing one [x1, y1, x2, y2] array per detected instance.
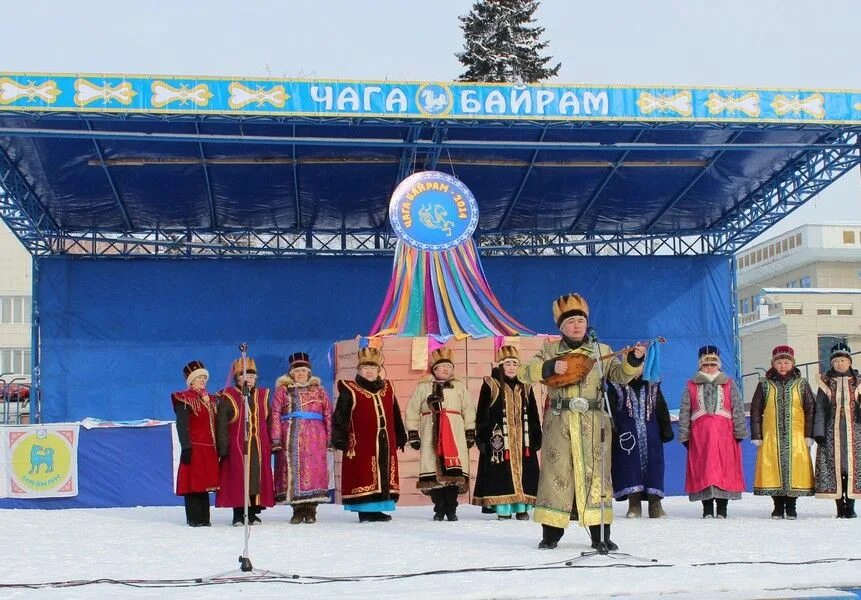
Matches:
[[0, 73, 858, 258]]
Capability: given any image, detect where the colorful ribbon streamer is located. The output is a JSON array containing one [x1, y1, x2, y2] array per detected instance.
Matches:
[[369, 240, 532, 338]]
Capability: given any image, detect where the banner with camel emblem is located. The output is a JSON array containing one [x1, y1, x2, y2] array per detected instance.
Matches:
[[0, 425, 79, 498]]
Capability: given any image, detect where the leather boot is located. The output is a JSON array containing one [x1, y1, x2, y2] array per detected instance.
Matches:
[[290, 504, 304, 525], [771, 496, 785, 519], [715, 498, 728, 519], [445, 486, 459, 521], [784, 497, 797, 520], [303, 503, 317, 524], [588, 524, 619, 553], [538, 524, 564, 549], [647, 496, 666, 518], [836, 498, 846, 518], [846, 499, 857, 519], [702, 499, 715, 518], [626, 493, 642, 518]]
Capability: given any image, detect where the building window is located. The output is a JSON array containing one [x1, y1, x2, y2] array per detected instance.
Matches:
[[789, 236, 796, 249], [0, 348, 30, 376], [817, 306, 833, 316], [783, 302, 803, 315], [782, 239, 789, 252], [836, 305, 853, 316], [795, 233, 802, 246], [741, 298, 750, 314], [756, 249, 763, 263], [787, 280, 797, 288], [800, 276, 811, 288], [0, 297, 32, 325], [844, 230, 856, 244]]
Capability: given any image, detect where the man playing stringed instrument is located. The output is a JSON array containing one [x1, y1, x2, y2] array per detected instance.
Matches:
[[519, 293, 645, 551]]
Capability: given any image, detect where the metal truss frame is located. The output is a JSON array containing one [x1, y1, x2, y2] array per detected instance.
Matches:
[[40, 227, 726, 258], [709, 127, 861, 254], [0, 112, 858, 258]]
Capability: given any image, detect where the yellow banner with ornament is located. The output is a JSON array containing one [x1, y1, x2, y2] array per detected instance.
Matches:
[[1, 425, 79, 498]]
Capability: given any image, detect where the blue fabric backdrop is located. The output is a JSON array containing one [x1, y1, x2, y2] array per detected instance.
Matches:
[[37, 254, 733, 422], [0, 423, 756, 509]]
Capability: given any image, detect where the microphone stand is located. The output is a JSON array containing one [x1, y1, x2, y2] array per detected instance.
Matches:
[[569, 330, 656, 564], [204, 343, 294, 582]]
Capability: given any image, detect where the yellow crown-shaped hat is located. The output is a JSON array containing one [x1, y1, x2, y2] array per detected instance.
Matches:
[[430, 347, 454, 369], [495, 345, 520, 365], [357, 346, 384, 368], [552, 293, 589, 327], [232, 357, 257, 377]]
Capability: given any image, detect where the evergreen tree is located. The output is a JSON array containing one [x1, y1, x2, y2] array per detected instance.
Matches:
[[456, 0, 561, 83]]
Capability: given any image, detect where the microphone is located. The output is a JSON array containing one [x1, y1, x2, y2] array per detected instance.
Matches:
[[238, 342, 248, 353], [587, 327, 598, 342]]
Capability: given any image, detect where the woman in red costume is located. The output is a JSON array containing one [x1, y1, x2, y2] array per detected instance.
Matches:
[[171, 360, 219, 527], [216, 356, 275, 526]]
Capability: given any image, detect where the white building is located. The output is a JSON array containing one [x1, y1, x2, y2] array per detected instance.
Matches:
[[737, 223, 861, 403], [0, 220, 32, 379]]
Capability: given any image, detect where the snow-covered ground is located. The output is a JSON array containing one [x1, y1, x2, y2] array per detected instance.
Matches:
[[2, 495, 860, 600]]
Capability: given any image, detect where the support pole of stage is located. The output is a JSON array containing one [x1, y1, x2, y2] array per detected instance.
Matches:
[[31, 256, 41, 424]]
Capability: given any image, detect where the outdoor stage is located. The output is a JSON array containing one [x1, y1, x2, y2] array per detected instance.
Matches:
[[1, 496, 860, 599]]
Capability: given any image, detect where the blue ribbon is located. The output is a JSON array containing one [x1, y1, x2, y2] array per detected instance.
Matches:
[[281, 411, 324, 421], [642, 338, 662, 382]]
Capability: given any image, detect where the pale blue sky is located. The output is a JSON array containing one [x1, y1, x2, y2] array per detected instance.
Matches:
[[2, 0, 859, 243]]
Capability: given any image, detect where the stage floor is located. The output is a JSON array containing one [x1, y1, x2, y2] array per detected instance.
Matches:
[[2, 495, 860, 599]]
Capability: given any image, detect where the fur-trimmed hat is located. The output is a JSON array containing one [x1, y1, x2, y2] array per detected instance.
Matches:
[[288, 352, 311, 372], [183, 360, 209, 387], [232, 357, 257, 377], [553, 293, 589, 328], [830, 342, 852, 363], [771, 345, 795, 365], [357, 347, 384, 368], [697, 345, 721, 369], [495, 345, 520, 366], [430, 347, 454, 370]]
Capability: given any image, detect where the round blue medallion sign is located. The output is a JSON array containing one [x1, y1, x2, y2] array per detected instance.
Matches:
[[389, 171, 479, 251]]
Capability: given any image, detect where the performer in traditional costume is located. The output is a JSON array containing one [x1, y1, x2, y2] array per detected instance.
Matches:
[[271, 352, 332, 524], [332, 346, 407, 522], [519, 293, 645, 551], [215, 356, 275, 526], [406, 347, 476, 521], [813, 342, 861, 518], [608, 375, 673, 519], [472, 345, 541, 520], [750, 345, 815, 519], [678, 345, 747, 519], [171, 360, 219, 527]]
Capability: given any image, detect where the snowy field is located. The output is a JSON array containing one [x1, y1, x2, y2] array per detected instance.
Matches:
[[2, 495, 860, 600]]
